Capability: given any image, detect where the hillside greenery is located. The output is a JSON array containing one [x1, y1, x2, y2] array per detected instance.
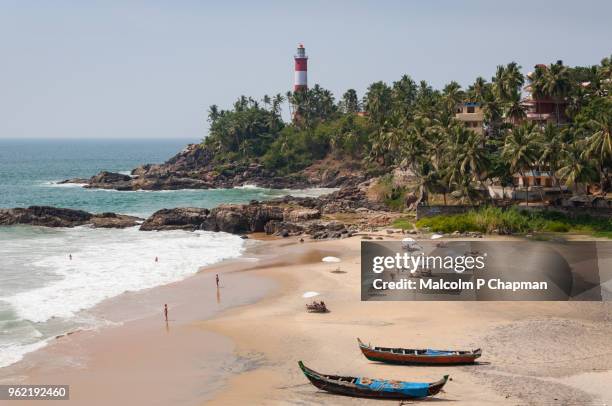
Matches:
[[202, 56, 612, 201]]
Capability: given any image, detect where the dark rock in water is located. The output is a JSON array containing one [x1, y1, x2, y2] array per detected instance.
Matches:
[[84, 171, 133, 190], [140, 203, 285, 233], [90, 213, 141, 228], [139, 208, 211, 231], [0, 206, 141, 228], [0, 206, 92, 227], [57, 178, 88, 185]]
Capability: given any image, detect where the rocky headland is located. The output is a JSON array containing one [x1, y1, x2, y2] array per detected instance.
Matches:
[[61, 144, 367, 191]]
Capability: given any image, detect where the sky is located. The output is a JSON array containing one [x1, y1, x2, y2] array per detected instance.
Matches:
[[1, 0, 611, 139]]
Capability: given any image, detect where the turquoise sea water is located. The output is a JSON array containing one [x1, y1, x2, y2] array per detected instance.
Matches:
[[0, 138, 331, 217], [0, 138, 334, 368]]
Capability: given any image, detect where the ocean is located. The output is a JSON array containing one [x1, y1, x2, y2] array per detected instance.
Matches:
[[0, 138, 334, 368]]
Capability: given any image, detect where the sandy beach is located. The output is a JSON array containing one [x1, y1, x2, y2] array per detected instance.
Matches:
[[1, 233, 611, 405]]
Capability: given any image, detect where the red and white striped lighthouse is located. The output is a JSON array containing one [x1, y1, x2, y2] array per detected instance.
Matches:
[[294, 44, 308, 92]]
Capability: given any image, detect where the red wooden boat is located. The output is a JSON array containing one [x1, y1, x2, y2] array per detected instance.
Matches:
[[358, 338, 481, 365]]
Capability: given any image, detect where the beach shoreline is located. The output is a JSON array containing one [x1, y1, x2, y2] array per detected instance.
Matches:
[[0, 236, 277, 405], [1, 233, 611, 405]]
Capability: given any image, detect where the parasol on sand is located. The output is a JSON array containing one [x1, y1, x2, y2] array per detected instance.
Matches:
[[322, 256, 341, 263], [302, 291, 320, 298], [430, 233, 444, 240]]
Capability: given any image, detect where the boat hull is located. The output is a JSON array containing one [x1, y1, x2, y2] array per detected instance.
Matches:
[[358, 338, 481, 365], [298, 361, 448, 400]]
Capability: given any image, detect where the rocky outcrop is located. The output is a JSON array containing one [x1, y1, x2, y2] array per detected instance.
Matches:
[[90, 212, 143, 228], [0, 206, 141, 228], [269, 184, 388, 214], [65, 142, 368, 191], [139, 201, 356, 239], [140, 203, 286, 233]]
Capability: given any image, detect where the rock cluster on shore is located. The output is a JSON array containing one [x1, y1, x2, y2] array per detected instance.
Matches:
[[1, 182, 396, 239], [0, 206, 142, 228], [139, 202, 355, 239]]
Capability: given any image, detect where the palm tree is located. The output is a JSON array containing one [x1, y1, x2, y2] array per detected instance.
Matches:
[[272, 93, 285, 116], [557, 145, 598, 194], [504, 89, 526, 124], [502, 123, 542, 205], [539, 124, 566, 195], [502, 62, 524, 97], [442, 81, 464, 115], [364, 81, 393, 127], [468, 77, 488, 103], [457, 131, 491, 183], [340, 89, 360, 114], [207, 104, 220, 124], [392, 75, 417, 118], [482, 93, 503, 138], [532, 61, 572, 125], [583, 113, 611, 193]]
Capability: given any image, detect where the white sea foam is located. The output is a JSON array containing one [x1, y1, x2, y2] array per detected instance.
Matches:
[[233, 184, 260, 190], [0, 340, 50, 368], [42, 181, 85, 188], [1, 227, 244, 324]]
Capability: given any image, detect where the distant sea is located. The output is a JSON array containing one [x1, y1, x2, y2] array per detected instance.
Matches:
[[0, 138, 334, 368]]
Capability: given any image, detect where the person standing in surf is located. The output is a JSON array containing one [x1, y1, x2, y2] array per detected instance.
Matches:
[[216, 274, 219, 287], [164, 304, 168, 322]]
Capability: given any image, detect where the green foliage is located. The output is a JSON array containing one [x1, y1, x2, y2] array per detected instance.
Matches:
[[415, 207, 612, 237], [391, 217, 414, 230], [198, 53, 610, 197]]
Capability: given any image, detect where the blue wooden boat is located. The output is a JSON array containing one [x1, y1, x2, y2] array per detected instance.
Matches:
[[298, 361, 448, 400]]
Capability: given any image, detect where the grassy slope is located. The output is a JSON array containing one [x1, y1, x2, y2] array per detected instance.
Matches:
[[392, 207, 612, 238]]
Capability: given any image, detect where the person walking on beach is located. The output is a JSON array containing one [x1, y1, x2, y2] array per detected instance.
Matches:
[[216, 274, 219, 287], [69, 254, 72, 261], [155, 256, 159, 263], [164, 304, 168, 322]]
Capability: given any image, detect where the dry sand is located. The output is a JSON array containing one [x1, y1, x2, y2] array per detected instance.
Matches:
[[203, 234, 612, 406], [1, 233, 610, 405]]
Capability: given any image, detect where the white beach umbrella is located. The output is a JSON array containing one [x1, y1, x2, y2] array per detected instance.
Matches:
[[402, 237, 416, 242], [302, 291, 320, 298], [430, 233, 444, 240], [322, 256, 341, 263]]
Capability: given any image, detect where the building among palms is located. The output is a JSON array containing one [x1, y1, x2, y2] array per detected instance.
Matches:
[[454, 102, 484, 135], [522, 64, 569, 125]]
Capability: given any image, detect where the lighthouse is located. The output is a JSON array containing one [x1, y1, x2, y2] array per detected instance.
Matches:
[[294, 44, 308, 92]]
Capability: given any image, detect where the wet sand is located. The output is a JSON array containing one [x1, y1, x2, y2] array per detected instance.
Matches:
[[1, 234, 610, 405], [0, 248, 275, 406]]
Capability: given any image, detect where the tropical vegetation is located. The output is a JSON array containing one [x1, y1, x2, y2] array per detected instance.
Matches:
[[202, 55, 611, 206]]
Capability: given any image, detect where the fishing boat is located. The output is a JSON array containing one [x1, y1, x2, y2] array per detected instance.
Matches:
[[298, 361, 448, 400], [358, 338, 481, 365]]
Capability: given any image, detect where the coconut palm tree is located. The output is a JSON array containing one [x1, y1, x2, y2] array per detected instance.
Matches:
[[503, 62, 525, 97], [468, 77, 488, 103], [504, 89, 526, 124], [583, 113, 611, 193], [557, 145, 598, 194], [502, 123, 542, 205], [539, 124, 566, 194], [531, 61, 572, 125], [207, 104, 220, 124], [363, 81, 393, 127], [340, 89, 360, 114]]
